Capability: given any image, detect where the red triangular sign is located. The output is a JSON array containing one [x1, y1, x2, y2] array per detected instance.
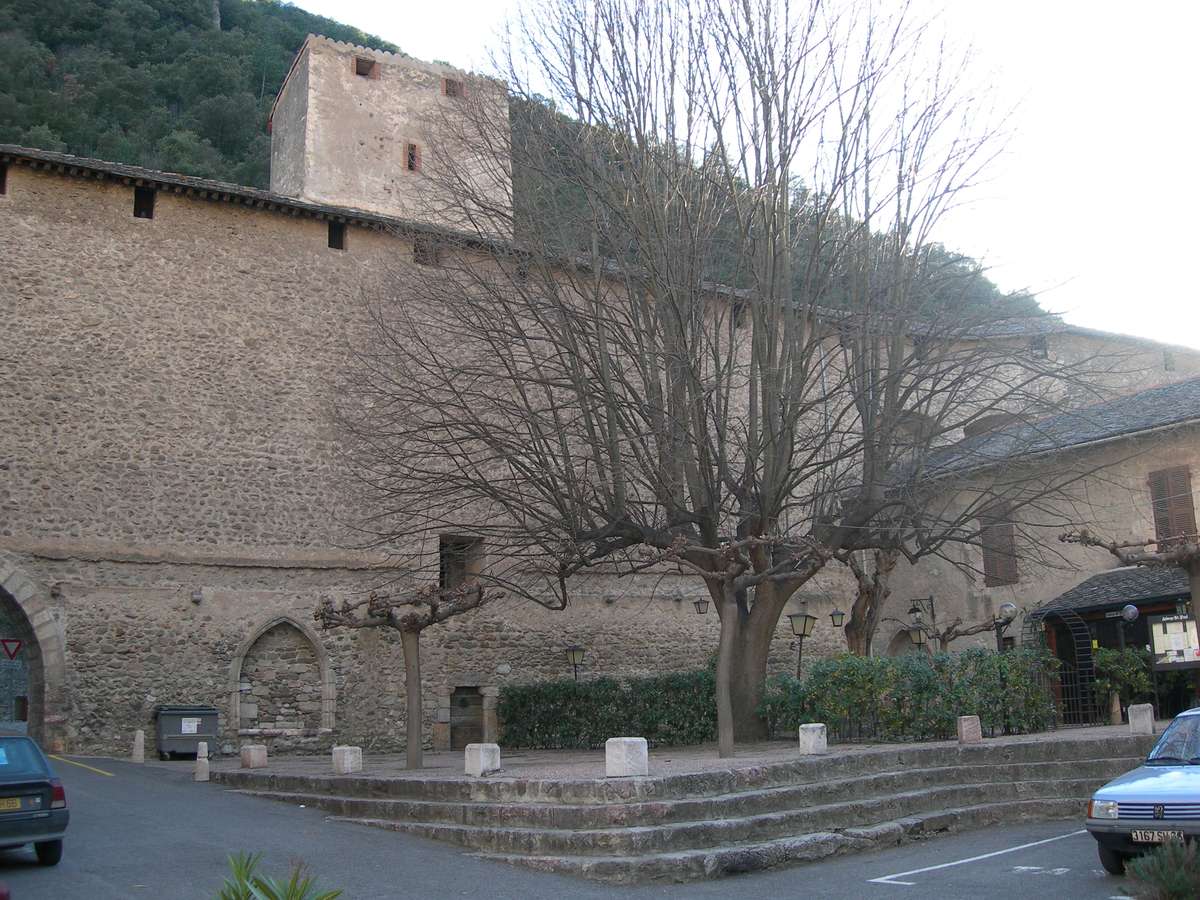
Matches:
[[1, 640, 22, 660]]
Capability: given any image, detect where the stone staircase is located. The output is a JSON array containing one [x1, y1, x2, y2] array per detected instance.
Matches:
[[213, 734, 1155, 883]]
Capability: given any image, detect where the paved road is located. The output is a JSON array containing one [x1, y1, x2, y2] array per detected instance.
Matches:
[[0, 757, 1136, 899]]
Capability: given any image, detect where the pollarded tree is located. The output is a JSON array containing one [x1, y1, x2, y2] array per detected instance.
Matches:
[[337, 0, 1123, 755]]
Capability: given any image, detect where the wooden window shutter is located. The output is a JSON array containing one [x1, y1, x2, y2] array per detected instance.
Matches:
[[1149, 466, 1197, 545], [981, 509, 1018, 586]]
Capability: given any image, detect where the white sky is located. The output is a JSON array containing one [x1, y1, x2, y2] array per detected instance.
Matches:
[[293, 0, 1199, 348]]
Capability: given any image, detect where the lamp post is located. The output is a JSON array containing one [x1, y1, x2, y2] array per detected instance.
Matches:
[[565, 646, 585, 681], [994, 602, 1018, 653], [693, 598, 710, 615], [829, 607, 846, 628], [788, 610, 817, 677], [907, 596, 933, 648]]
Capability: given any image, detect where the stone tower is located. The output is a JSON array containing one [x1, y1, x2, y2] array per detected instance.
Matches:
[[269, 35, 511, 236]]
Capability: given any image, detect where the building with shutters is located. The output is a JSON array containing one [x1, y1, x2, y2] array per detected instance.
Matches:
[[878, 376, 1200, 658]]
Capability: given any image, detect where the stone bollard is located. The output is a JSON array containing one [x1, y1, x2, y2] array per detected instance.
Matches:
[[332, 745, 363, 775], [798, 723, 828, 755], [193, 741, 209, 782], [605, 737, 648, 777], [240, 744, 268, 769], [957, 715, 983, 745], [464, 743, 501, 777], [1129, 703, 1155, 735], [131, 729, 145, 764]]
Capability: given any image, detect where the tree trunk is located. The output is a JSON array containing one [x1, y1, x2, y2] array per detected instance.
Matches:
[[728, 619, 773, 742], [401, 629, 422, 770], [714, 591, 740, 758], [844, 613, 872, 656]]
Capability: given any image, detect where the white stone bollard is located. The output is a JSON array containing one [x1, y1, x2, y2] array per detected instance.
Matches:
[[605, 737, 648, 777], [194, 740, 210, 782], [464, 743, 501, 777], [332, 745, 363, 775], [131, 729, 145, 764], [957, 715, 983, 745], [798, 723, 828, 755], [1129, 703, 1155, 735], [240, 744, 268, 769]]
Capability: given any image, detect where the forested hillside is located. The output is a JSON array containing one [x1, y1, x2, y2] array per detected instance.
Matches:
[[0, 0, 397, 187]]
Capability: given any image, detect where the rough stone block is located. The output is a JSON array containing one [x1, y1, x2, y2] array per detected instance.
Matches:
[[240, 744, 268, 769], [464, 742, 501, 777], [798, 723, 828, 755], [131, 729, 145, 764], [957, 715, 983, 745], [1129, 703, 1155, 735], [194, 757, 209, 782], [332, 745, 363, 775], [605, 737, 648, 777]]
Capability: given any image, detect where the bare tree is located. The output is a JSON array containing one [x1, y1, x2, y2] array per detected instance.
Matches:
[[315, 583, 497, 769], [1062, 529, 1200, 624], [337, 0, 1129, 756]]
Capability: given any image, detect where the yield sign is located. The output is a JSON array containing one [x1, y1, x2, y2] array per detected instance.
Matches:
[[0, 640, 21, 660]]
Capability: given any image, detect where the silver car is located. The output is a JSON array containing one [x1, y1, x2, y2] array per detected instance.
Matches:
[[1087, 707, 1200, 875]]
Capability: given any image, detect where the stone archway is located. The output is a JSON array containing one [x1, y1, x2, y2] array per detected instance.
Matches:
[[0, 552, 68, 750], [228, 615, 335, 739]]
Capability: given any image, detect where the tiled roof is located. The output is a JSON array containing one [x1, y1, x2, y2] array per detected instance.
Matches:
[[1037, 566, 1190, 615], [921, 375, 1200, 478]]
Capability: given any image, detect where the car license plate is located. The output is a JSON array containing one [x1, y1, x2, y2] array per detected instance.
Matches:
[[0, 798, 21, 812], [1131, 830, 1185, 843]]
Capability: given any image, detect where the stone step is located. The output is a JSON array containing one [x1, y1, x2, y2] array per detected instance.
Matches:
[[237, 757, 1132, 830], [212, 734, 1153, 804], [466, 798, 1084, 883], [326, 778, 1099, 857]]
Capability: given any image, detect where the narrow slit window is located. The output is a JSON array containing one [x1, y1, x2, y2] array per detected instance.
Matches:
[[133, 186, 156, 219], [443, 77, 464, 98], [439, 535, 483, 590], [406, 142, 421, 172], [354, 57, 379, 79], [0, 163, 7, 196], [1164, 350, 1177, 372], [1030, 335, 1049, 359], [328, 221, 346, 250]]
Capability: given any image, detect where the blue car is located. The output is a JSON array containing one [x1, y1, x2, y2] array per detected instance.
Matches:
[[0, 735, 68, 866], [1087, 707, 1200, 875]]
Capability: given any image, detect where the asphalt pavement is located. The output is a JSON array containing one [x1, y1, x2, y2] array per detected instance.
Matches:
[[0, 756, 1139, 899]]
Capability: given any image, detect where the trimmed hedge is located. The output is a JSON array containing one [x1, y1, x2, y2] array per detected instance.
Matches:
[[497, 647, 1061, 750], [758, 647, 1060, 741], [497, 671, 717, 749]]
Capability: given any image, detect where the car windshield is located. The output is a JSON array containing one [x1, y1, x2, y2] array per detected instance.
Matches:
[[1147, 715, 1200, 764], [0, 738, 50, 780]]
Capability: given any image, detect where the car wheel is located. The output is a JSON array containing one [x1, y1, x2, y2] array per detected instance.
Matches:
[[159, 751, 169, 761], [1098, 844, 1125, 876], [34, 840, 62, 867]]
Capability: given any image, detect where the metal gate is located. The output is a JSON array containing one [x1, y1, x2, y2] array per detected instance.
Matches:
[[1024, 604, 1104, 726]]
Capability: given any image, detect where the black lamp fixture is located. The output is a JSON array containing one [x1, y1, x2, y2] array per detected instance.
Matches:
[[788, 610, 818, 677], [907, 611, 927, 647], [693, 598, 710, 615], [829, 607, 846, 628], [565, 645, 585, 681]]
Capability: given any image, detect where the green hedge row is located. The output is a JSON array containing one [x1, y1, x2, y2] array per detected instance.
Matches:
[[497, 648, 1061, 750], [758, 648, 1061, 741], [497, 671, 717, 749]]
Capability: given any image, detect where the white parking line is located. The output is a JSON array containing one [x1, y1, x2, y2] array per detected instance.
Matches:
[[867, 829, 1088, 886]]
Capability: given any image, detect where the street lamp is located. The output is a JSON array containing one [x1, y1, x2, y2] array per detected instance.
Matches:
[[788, 610, 817, 677], [829, 607, 846, 628], [994, 602, 1018, 653], [693, 598, 710, 615], [907, 615, 927, 647], [565, 646, 585, 681]]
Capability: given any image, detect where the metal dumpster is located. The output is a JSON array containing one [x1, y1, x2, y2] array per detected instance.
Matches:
[[153, 705, 219, 760]]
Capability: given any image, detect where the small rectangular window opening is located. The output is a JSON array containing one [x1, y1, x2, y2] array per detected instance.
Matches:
[[443, 77, 464, 98], [406, 142, 421, 172], [133, 186, 156, 219], [414, 235, 440, 267], [354, 57, 379, 79], [1030, 335, 1049, 359], [439, 535, 483, 590], [328, 221, 346, 250], [1164, 350, 1176, 372], [0, 163, 7, 196]]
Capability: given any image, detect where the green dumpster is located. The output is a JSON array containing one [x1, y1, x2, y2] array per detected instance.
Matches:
[[153, 705, 219, 760]]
